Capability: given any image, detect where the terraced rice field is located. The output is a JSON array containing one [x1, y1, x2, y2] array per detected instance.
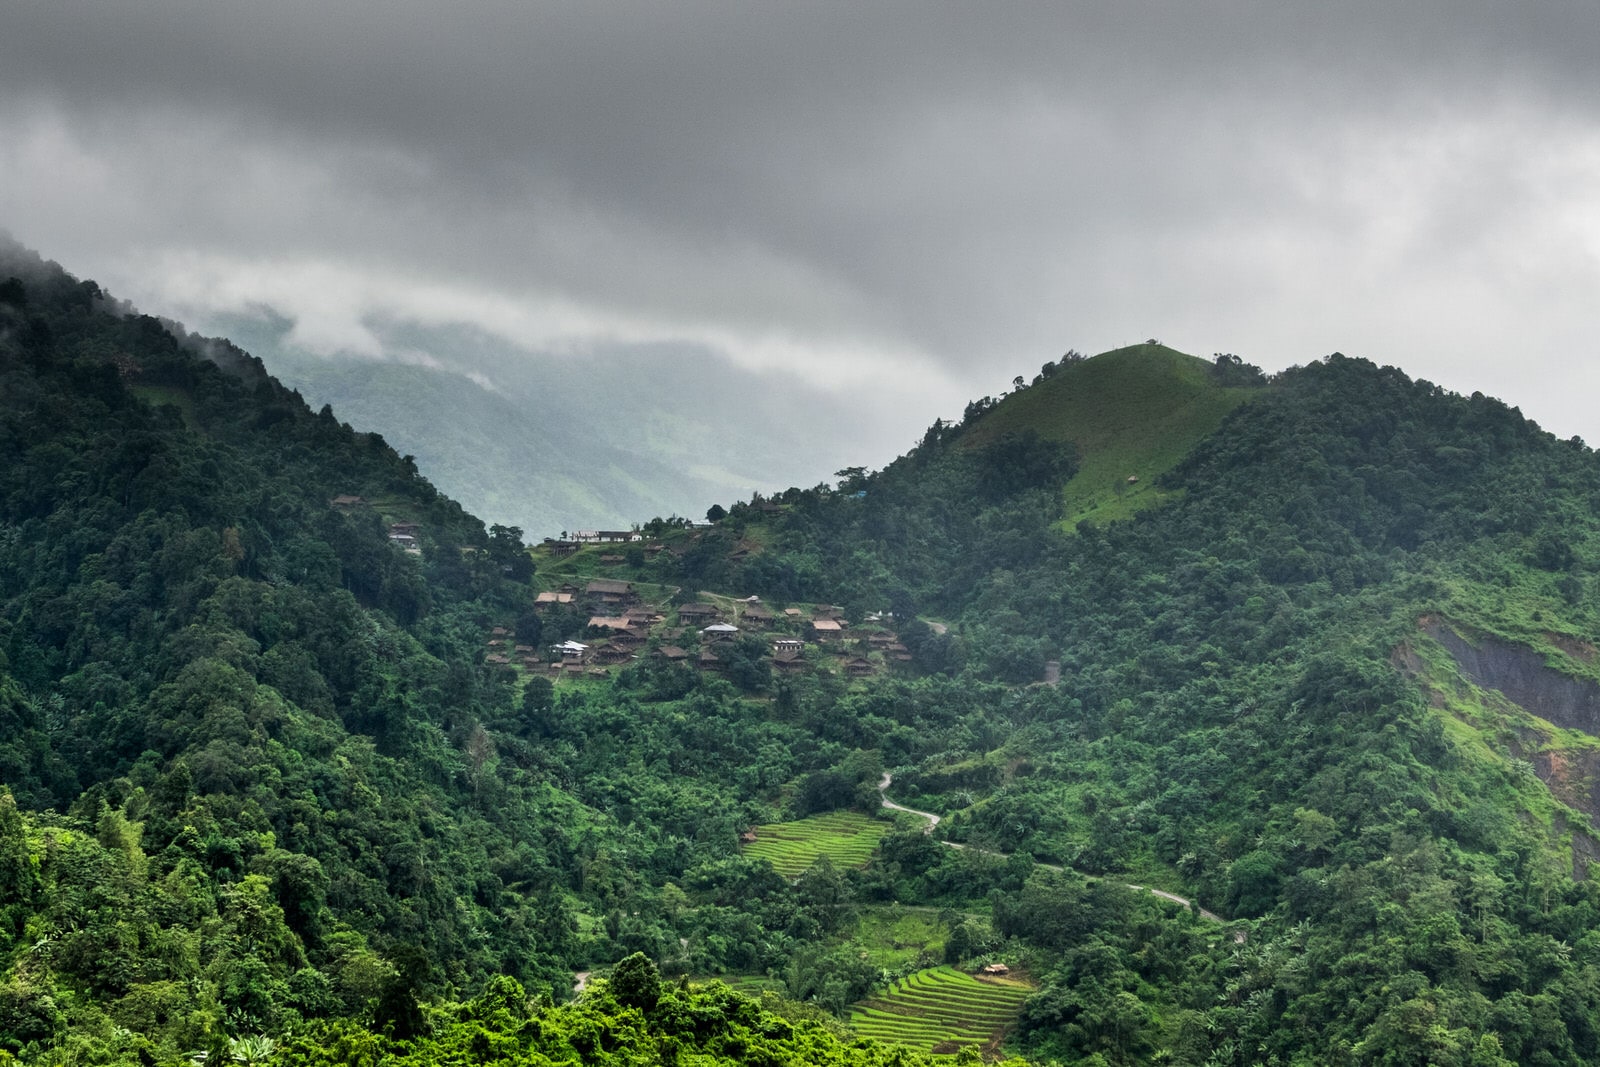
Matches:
[[846, 966, 1033, 1055], [740, 811, 889, 877]]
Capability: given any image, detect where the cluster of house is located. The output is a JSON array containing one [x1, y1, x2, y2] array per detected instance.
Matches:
[[484, 626, 543, 670], [486, 578, 911, 681], [542, 536, 669, 562], [570, 530, 642, 543]]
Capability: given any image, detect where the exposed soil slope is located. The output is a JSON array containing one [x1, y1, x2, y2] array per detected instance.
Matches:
[[1426, 621, 1600, 736]]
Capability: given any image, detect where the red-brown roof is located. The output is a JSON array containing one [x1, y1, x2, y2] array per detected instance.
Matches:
[[586, 579, 633, 596]]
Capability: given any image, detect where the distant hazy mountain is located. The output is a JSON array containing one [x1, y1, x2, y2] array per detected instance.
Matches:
[[210, 312, 906, 538]]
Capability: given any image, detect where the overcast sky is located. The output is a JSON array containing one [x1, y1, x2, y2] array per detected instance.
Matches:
[[4, 1, 1600, 450]]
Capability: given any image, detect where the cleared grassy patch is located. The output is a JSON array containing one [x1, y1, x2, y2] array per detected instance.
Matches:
[[131, 384, 200, 429], [714, 975, 785, 996], [850, 907, 950, 968], [847, 966, 1032, 1055], [961, 344, 1260, 527], [741, 811, 890, 877]]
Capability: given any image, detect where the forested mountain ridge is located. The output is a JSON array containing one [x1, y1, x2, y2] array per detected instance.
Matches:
[[9, 233, 1600, 1065], [632, 347, 1600, 1062], [0, 239, 615, 1042]]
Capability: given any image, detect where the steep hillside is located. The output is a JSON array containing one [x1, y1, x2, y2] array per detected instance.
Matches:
[[0, 238, 590, 992]]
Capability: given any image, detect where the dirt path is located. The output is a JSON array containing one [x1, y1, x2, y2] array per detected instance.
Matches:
[[879, 773, 1232, 928], [878, 772, 943, 828], [1129, 885, 1227, 925]]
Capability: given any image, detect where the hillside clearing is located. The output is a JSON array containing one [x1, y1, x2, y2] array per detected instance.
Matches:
[[962, 344, 1260, 527], [741, 811, 890, 877]]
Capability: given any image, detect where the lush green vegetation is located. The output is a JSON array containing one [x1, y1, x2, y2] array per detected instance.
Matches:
[[742, 812, 891, 877], [14, 233, 1600, 1064], [265, 956, 1018, 1067], [0, 242, 932, 1063], [655, 347, 1600, 1063]]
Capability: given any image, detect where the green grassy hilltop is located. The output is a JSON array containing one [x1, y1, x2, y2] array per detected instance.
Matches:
[[963, 343, 1262, 525]]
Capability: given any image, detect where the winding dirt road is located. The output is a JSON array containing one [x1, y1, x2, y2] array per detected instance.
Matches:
[[878, 773, 1230, 927], [878, 772, 943, 828]]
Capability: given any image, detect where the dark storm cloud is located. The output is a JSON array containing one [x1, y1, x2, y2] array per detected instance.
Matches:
[[4, 2, 1599, 442]]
